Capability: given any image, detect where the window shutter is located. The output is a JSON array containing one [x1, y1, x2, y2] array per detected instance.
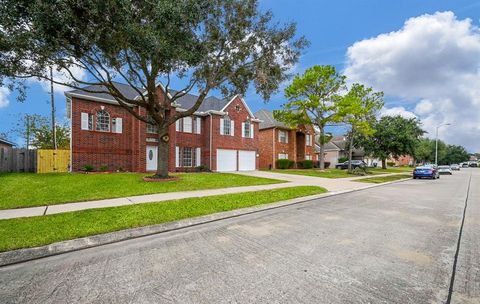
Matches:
[[175, 147, 180, 167], [278, 131, 281, 142], [230, 121, 234, 136], [250, 124, 254, 138], [175, 119, 181, 132], [241, 122, 245, 137], [286, 132, 289, 143], [115, 118, 123, 133], [195, 117, 201, 134], [196, 147, 201, 167], [81, 113, 89, 130], [220, 118, 224, 135]]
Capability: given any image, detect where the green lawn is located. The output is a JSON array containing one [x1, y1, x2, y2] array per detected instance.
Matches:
[[0, 186, 326, 252], [369, 167, 414, 174], [0, 172, 284, 210], [268, 166, 413, 179], [356, 174, 412, 184]]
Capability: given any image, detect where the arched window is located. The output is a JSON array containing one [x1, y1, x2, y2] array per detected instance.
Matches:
[[96, 110, 110, 132]]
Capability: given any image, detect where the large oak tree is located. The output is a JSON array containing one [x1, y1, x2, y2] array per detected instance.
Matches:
[[0, 0, 308, 178]]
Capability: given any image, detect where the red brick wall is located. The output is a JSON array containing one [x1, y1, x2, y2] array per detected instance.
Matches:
[[258, 128, 274, 169], [71, 97, 142, 172], [209, 96, 259, 171], [71, 94, 259, 173]]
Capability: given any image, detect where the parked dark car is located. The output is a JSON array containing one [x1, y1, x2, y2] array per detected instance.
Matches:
[[413, 165, 439, 179], [335, 160, 367, 170], [469, 162, 478, 167]]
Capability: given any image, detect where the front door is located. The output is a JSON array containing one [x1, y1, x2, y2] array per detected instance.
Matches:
[[146, 146, 158, 171]]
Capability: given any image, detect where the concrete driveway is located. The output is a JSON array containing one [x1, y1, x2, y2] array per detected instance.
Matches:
[[0, 169, 477, 303]]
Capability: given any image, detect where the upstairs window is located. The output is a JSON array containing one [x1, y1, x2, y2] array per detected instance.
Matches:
[[222, 116, 232, 135], [96, 110, 110, 132], [306, 134, 312, 146], [81, 113, 93, 130], [146, 115, 158, 134], [278, 130, 288, 143], [243, 120, 251, 138], [183, 116, 193, 133]]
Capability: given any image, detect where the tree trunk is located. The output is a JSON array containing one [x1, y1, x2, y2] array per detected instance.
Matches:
[[319, 127, 325, 170], [382, 159, 387, 169], [348, 131, 354, 172], [154, 128, 170, 179]]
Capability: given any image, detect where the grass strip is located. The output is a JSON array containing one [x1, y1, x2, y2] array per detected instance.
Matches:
[[0, 172, 284, 210], [356, 174, 412, 184], [0, 186, 326, 252]]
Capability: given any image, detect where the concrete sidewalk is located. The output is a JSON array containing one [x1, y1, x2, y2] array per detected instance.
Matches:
[[0, 171, 405, 220]]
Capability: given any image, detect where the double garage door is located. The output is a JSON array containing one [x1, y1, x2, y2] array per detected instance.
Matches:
[[216, 149, 256, 172]]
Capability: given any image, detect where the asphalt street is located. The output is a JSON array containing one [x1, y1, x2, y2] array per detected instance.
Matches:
[[0, 169, 478, 304]]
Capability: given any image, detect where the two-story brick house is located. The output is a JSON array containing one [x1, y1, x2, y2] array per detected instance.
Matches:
[[66, 82, 261, 173], [254, 109, 316, 169]]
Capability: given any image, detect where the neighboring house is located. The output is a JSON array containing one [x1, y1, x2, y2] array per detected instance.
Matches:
[[315, 141, 341, 166], [315, 135, 366, 165], [255, 109, 316, 169], [0, 138, 15, 151], [65, 82, 261, 173], [388, 155, 414, 166]]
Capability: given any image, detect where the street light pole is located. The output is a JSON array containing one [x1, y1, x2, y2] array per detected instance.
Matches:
[[435, 123, 451, 166]]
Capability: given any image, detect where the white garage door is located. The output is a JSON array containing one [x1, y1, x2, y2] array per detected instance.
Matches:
[[238, 150, 256, 171], [217, 149, 237, 172]]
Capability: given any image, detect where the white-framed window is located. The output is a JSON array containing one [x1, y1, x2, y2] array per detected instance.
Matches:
[[183, 116, 193, 133], [278, 130, 288, 143], [306, 134, 312, 146], [146, 115, 158, 134], [182, 147, 193, 167], [96, 110, 110, 132], [305, 154, 312, 160], [194, 117, 201, 134], [112, 117, 123, 134], [278, 153, 288, 159], [81, 112, 93, 131], [243, 120, 251, 138], [222, 116, 232, 135]]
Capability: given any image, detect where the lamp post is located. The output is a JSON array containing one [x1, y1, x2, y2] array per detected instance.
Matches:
[[435, 123, 451, 166]]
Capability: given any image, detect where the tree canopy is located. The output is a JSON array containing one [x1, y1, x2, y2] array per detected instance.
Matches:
[[273, 65, 346, 169], [0, 0, 308, 177], [357, 115, 424, 168], [338, 83, 384, 171]]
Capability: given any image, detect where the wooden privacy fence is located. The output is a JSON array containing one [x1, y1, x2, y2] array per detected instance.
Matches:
[[37, 149, 70, 173], [0, 148, 37, 173]]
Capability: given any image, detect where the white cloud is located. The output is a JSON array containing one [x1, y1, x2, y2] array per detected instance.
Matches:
[[345, 11, 480, 152], [37, 63, 87, 94], [380, 106, 417, 119], [0, 87, 10, 108]]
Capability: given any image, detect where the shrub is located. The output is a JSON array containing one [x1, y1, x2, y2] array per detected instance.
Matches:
[[350, 167, 367, 176], [301, 160, 314, 169], [276, 159, 294, 169], [83, 164, 94, 172], [99, 165, 108, 172], [387, 161, 395, 167], [195, 164, 211, 172], [338, 157, 349, 163]]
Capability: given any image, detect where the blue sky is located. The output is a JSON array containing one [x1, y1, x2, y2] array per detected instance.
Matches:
[[1, 0, 479, 150]]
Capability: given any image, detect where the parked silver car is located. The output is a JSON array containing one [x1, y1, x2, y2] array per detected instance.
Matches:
[[438, 165, 452, 175], [450, 164, 460, 171]]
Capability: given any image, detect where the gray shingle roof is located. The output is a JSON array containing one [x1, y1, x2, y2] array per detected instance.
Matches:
[[67, 83, 230, 112], [254, 109, 290, 130]]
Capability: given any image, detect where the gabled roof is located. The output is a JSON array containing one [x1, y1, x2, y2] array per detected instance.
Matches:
[[0, 138, 16, 146], [314, 141, 341, 153], [66, 82, 232, 113], [254, 109, 290, 130]]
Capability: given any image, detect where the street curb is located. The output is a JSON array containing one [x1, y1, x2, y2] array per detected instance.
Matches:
[[0, 177, 411, 267]]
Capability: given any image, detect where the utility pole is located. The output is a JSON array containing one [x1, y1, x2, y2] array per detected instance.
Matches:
[[50, 67, 57, 150]]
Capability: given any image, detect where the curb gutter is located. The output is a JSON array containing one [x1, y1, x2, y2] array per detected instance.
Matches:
[[0, 177, 411, 267]]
